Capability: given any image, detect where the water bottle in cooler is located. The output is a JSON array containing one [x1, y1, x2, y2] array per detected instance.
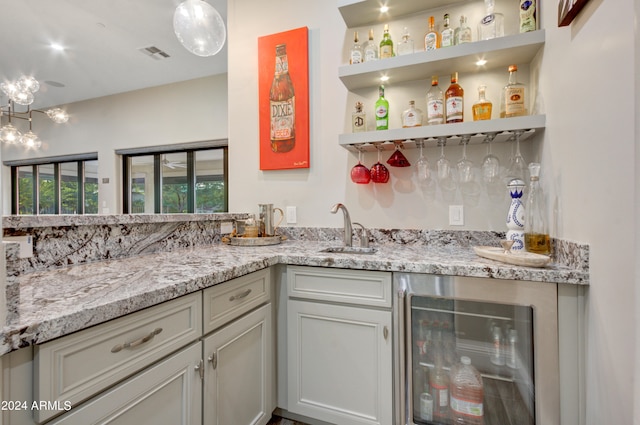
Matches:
[[450, 356, 484, 425]]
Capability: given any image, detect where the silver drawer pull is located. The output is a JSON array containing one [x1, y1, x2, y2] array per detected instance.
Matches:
[[111, 327, 163, 353], [383, 326, 389, 341], [229, 289, 252, 302]]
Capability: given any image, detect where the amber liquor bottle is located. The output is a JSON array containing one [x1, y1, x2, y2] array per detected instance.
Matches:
[[445, 72, 464, 123], [270, 44, 296, 153]]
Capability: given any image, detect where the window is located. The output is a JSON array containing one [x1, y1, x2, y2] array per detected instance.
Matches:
[[7, 154, 99, 215], [121, 144, 228, 214]]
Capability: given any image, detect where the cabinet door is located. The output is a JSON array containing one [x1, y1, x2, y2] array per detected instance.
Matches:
[[203, 303, 273, 425], [287, 300, 393, 425], [49, 342, 202, 425]]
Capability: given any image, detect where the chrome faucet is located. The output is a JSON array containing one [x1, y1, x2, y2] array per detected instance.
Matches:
[[330, 203, 353, 247]]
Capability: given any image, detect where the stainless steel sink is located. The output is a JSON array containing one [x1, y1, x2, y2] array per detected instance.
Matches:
[[320, 246, 378, 255]]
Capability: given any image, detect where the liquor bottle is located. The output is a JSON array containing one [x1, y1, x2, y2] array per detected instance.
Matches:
[[269, 44, 295, 153], [472, 85, 492, 121], [426, 76, 444, 125], [455, 15, 473, 45], [441, 14, 455, 47], [478, 0, 504, 41], [352, 101, 367, 132], [375, 85, 389, 130], [380, 24, 394, 58], [500, 65, 527, 118], [401, 100, 423, 127], [364, 28, 378, 62], [445, 72, 464, 123], [520, 0, 537, 33], [397, 27, 415, 56], [524, 163, 551, 254], [349, 31, 363, 65], [424, 16, 441, 51], [429, 350, 450, 424]]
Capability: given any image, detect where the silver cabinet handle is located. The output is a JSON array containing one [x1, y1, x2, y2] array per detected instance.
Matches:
[[229, 289, 252, 302], [208, 353, 217, 370], [383, 326, 389, 341], [111, 327, 163, 353], [195, 359, 204, 380]]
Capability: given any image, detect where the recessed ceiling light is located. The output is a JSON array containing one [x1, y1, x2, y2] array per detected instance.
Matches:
[[476, 59, 487, 66], [50, 43, 65, 51], [44, 81, 66, 88], [380, 75, 389, 82], [380, 5, 389, 13]]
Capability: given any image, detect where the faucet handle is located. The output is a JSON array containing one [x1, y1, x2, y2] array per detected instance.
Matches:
[[352, 222, 370, 248]]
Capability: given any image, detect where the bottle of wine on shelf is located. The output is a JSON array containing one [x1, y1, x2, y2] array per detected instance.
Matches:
[[380, 24, 394, 58], [441, 14, 455, 47], [426, 76, 444, 125], [401, 100, 423, 128], [472, 85, 492, 121], [349, 31, 362, 65], [352, 101, 367, 133], [455, 15, 473, 44], [478, 0, 504, 40], [500, 65, 527, 118], [520, 0, 537, 33], [445, 72, 464, 123], [397, 27, 415, 56], [364, 28, 378, 62], [424, 16, 441, 51], [375, 85, 389, 130]]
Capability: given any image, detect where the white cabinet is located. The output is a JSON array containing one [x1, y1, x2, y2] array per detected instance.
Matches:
[[203, 303, 273, 425], [286, 266, 393, 425], [49, 342, 202, 425]]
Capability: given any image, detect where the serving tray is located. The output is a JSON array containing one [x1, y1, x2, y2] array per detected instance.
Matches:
[[473, 246, 551, 268], [221, 235, 285, 246]]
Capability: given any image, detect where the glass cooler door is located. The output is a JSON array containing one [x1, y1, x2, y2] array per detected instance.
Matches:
[[408, 295, 534, 425]]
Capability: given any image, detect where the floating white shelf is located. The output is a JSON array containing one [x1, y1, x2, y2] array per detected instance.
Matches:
[[338, 0, 463, 28]]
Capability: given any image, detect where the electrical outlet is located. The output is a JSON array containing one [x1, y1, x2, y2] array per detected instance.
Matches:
[[449, 205, 464, 226], [286, 206, 297, 224]]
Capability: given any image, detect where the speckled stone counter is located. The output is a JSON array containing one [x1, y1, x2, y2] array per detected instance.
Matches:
[[0, 237, 589, 355]]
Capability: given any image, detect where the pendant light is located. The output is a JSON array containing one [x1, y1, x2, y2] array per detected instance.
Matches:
[[173, 0, 226, 57]]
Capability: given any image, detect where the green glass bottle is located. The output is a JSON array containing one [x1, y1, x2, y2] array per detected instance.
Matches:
[[375, 85, 389, 130], [379, 24, 394, 58]]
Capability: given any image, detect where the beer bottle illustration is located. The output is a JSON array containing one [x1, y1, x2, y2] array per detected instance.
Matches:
[[270, 44, 296, 153]]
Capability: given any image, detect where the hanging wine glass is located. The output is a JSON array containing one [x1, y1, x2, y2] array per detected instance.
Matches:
[[350, 149, 371, 184], [481, 133, 501, 184], [387, 143, 411, 167], [416, 141, 431, 185], [436, 138, 456, 194], [456, 135, 474, 184], [370, 146, 390, 183], [506, 130, 526, 181]]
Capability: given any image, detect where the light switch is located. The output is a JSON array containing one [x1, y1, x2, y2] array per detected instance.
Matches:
[[449, 205, 464, 226], [286, 206, 297, 224]]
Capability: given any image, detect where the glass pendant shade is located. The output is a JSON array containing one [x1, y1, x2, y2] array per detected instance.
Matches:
[[1, 81, 18, 97], [21, 131, 41, 149], [173, 0, 226, 57], [17, 76, 40, 93], [11, 90, 35, 106], [46, 108, 70, 123], [0, 124, 23, 144]]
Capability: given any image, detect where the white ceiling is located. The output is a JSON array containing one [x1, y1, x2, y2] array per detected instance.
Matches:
[[0, 0, 228, 109]]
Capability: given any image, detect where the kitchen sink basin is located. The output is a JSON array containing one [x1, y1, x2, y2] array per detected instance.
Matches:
[[320, 246, 378, 255]]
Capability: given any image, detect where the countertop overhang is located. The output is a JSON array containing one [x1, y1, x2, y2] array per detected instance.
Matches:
[[0, 240, 588, 355]]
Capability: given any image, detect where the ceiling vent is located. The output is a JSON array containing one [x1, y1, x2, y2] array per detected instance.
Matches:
[[139, 46, 171, 60]]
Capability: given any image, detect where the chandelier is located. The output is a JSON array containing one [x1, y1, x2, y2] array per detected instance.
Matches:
[[0, 76, 69, 149], [173, 0, 226, 57]]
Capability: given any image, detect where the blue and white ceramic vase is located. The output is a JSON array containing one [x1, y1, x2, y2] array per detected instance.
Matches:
[[506, 179, 525, 251]]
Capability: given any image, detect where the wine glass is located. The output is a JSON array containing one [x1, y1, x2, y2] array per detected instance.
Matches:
[[506, 130, 526, 181], [370, 146, 390, 183], [436, 138, 456, 195], [416, 141, 431, 186], [350, 149, 371, 184], [456, 135, 474, 184], [481, 133, 500, 184]]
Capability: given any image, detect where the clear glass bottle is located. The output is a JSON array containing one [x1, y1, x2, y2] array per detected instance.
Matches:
[[455, 15, 472, 44], [450, 356, 484, 425], [364, 28, 378, 62], [401, 100, 423, 127], [520, 0, 537, 33], [380, 24, 394, 58], [269, 44, 295, 153], [500, 65, 527, 118], [441, 14, 455, 47], [445, 72, 464, 123], [478, 0, 504, 41], [352, 101, 367, 132], [472, 85, 492, 121], [430, 349, 450, 423], [524, 162, 551, 254], [426, 75, 444, 125], [375, 85, 389, 130], [397, 27, 415, 56], [349, 31, 363, 64], [424, 16, 441, 51]]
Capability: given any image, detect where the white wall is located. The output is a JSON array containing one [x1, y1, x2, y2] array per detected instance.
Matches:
[[227, 0, 637, 424], [1, 74, 228, 215]]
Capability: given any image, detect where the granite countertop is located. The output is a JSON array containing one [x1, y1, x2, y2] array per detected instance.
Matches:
[[0, 240, 588, 355]]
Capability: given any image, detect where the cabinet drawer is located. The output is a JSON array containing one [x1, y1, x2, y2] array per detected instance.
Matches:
[[287, 266, 392, 308], [203, 268, 270, 334], [34, 292, 202, 423]]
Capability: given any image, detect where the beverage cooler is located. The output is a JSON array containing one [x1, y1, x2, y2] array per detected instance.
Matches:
[[394, 273, 560, 425]]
